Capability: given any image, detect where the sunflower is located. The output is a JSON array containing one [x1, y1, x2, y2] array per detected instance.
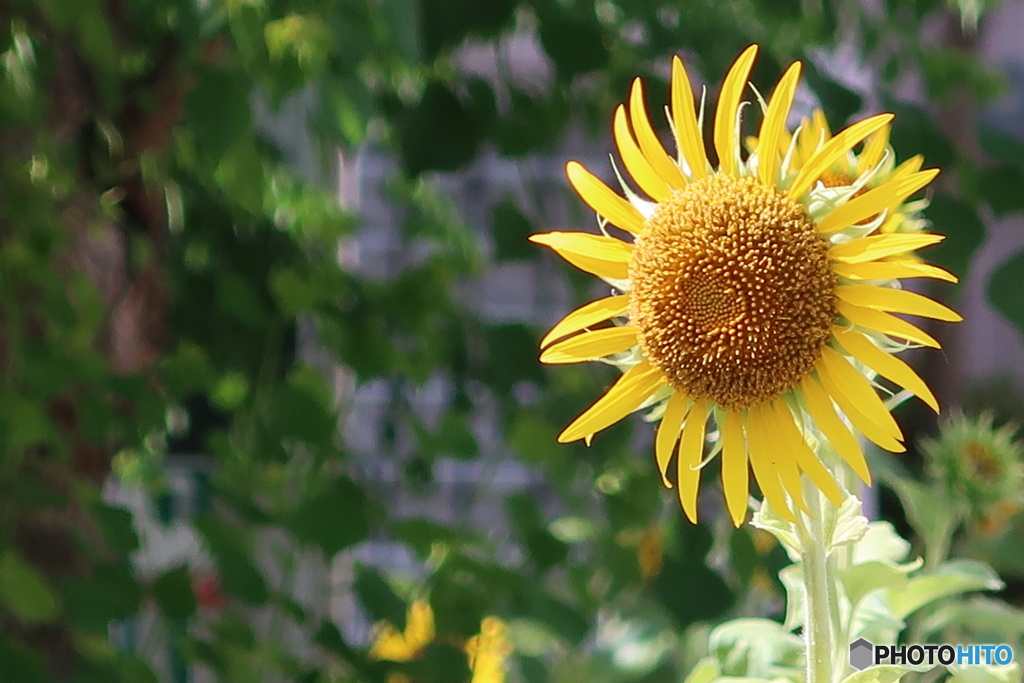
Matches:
[[531, 45, 960, 527], [750, 108, 933, 237]]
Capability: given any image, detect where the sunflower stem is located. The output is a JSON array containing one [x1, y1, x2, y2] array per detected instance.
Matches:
[[799, 480, 835, 683]]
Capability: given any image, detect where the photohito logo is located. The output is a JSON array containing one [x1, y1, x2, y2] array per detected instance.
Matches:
[[849, 638, 1015, 671]]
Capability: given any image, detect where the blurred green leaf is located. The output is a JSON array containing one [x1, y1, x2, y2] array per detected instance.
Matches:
[[506, 492, 569, 571], [709, 618, 803, 678], [64, 563, 140, 629], [353, 565, 408, 630], [978, 124, 1024, 167], [492, 198, 536, 262], [289, 477, 369, 557], [185, 67, 252, 162], [0, 552, 58, 624], [151, 565, 197, 620], [194, 516, 268, 605], [537, 13, 609, 79], [989, 249, 1024, 336], [978, 165, 1024, 216], [886, 558, 1003, 621], [398, 82, 483, 176]]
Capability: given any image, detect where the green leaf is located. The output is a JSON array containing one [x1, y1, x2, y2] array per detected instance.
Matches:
[[151, 565, 197, 620], [64, 563, 141, 629], [0, 552, 58, 624], [826, 495, 870, 555], [506, 492, 569, 571], [750, 500, 800, 561], [850, 592, 905, 644], [380, 0, 421, 62], [392, 518, 468, 558], [886, 559, 1003, 620], [840, 561, 914, 611], [989, 249, 1024, 336], [977, 124, 1024, 167], [289, 477, 369, 557], [353, 565, 407, 629], [491, 198, 536, 262], [709, 618, 803, 678], [185, 67, 252, 162], [194, 516, 268, 605], [920, 597, 1024, 641], [852, 522, 912, 566], [398, 82, 482, 175], [683, 658, 721, 683], [978, 165, 1024, 216], [537, 15, 608, 78], [891, 479, 958, 563], [840, 664, 928, 683], [85, 499, 140, 556], [778, 565, 805, 631], [269, 267, 321, 316]]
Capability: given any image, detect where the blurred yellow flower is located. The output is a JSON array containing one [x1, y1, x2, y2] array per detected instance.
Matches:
[[532, 45, 959, 526], [370, 600, 512, 683], [466, 617, 512, 683], [370, 599, 436, 662]]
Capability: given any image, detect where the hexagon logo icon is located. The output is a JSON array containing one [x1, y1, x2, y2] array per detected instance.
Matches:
[[850, 638, 874, 671]]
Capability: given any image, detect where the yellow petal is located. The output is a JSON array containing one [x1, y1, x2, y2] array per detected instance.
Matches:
[[837, 300, 940, 348], [671, 55, 708, 180], [406, 600, 436, 649], [541, 295, 630, 348], [856, 123, 891, 176], [836, 285, 962, 322], [677, 398, 707, 523], [714, 44, 758, 177], [816, 169, 940, 233], [539, 326, 638, 364], [799, 374, 871, 484], [769, 398, 844, 507], [613, 105, 671, 201], [830, 233, 945, 264], [721, 410, 749, 527], [815, 357, 906, 453], [832, 260, 957, 284], [889, 154, 924, 181], [529, 231, 631, 280], [812, 109, 832, 140], [758, 61, 802, 186], [558, 361, 666, 443], [565, 161, 646, 234], [788, 113, 894, 200], [796, 114, 822, 168], [370, 622, 415, 661], [745, 406, 797, 522], [748, 402, 808, 514], [628, 79, 687, 187], [819, 346, 903, 440], [655, 392, 688, 488], [833, 327, 939, 412]]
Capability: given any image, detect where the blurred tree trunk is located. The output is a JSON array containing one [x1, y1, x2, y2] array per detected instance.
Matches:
[[6, 5, 185, 675]]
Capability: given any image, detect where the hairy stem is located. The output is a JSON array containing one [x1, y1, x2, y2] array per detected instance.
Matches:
[[799, 482, 835, 683]]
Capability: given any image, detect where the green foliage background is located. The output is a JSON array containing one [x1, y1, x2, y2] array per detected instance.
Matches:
[[0, 0, 1022, 680]]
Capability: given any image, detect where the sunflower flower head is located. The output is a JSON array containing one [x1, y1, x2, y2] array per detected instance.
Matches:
[[751, 107, 933, 236], [922, 412, 1024, 533], [532, 45, 960, 527]]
